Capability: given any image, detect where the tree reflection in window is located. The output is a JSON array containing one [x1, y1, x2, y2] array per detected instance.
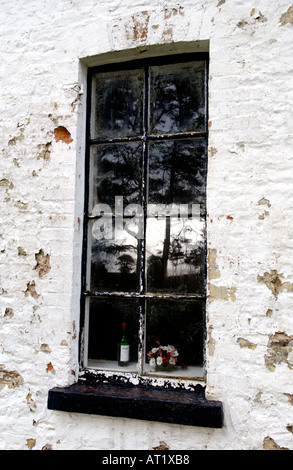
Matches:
[[93, 69, 144, 138], [149, 61, 206, 134], [146, 139, 206, 294]]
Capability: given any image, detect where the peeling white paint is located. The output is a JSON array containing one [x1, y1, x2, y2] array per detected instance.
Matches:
[[0, 0, 293, 451]]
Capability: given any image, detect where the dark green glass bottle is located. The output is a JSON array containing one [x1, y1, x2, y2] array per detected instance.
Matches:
[[118, 322, 129, 366]]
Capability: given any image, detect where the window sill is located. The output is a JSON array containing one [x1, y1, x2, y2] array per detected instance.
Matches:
[[48, 381, 223, 428]]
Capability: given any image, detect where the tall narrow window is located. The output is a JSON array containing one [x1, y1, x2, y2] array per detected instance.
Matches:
[[82, 53, 208, 381]]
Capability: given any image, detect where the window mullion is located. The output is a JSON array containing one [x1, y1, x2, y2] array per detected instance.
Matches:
[[139, 66, 149, 296], [137, 66, 149, 374]]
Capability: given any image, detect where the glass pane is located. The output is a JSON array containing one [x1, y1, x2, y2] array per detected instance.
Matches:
[[146, 138, 206, 293], [88, 219, 140, 292], [87, 297, 139, 371], [149, 61, 206, 134], [148, 139, 207, 208], [146, 214, 206, 294], [92, 69, 144, 139], [145, 299, 204, 372], [89, 143, 142, 214]]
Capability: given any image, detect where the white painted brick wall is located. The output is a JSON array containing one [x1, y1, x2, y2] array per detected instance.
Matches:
[[0, 0, 293, 450]]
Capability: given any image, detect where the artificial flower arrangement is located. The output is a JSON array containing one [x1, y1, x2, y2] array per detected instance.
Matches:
[[147, 341, 179, 371]]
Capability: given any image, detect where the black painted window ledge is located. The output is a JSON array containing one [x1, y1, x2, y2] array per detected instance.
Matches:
[[48, 381, 223, 428]]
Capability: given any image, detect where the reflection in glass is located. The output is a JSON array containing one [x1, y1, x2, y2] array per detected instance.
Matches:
[[88, 297, 139, 367], [89, 143, 142, 213], [92, 69, 144, 138], [146, 215, 205, 294], [148, 139, 207, 208], [89, 219, 140, 292], [146, 138, 206, 294], [145, 299, 204, 370], [149, 61, 206, 134]]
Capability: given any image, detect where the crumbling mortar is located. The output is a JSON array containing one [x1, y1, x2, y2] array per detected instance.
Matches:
[[258, 270, 293, 299], [34, 249, 51, 278], [263, 436, 289, 451], [0, 365, 24, 389], [280, 5, 293, 26], [265, 331, 293, 372], [24, 281, 40, 299]]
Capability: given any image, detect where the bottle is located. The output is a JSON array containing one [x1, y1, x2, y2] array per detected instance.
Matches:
[[118, 322, 129, 367]]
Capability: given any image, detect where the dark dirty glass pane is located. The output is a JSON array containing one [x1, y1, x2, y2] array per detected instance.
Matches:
[[92, 69, 144, 138], [88, 219, 140, 292], [146, 299, 204, 369], [149, 61, 206, 134], [88, 297, 139, 365], [148, 139, 207, 208], [146, 139, 206, 294], [146, 214, 206, 294], [89, 142, 142, 214]]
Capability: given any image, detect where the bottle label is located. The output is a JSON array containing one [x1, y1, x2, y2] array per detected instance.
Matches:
[[120, 345, 129, 362]]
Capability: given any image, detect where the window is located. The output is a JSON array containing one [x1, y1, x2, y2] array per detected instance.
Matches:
[[81, 53, 208, 382], [48, 52, 223, 427]]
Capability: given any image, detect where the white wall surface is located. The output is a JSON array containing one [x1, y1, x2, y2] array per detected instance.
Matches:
[[0, 0, 293, 450]]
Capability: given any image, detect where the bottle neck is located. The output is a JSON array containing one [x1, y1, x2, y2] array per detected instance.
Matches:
[[121, 325, 128, 343]]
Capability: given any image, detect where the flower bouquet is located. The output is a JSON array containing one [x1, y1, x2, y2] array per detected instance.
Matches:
[[147, 342, 179, 372]]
